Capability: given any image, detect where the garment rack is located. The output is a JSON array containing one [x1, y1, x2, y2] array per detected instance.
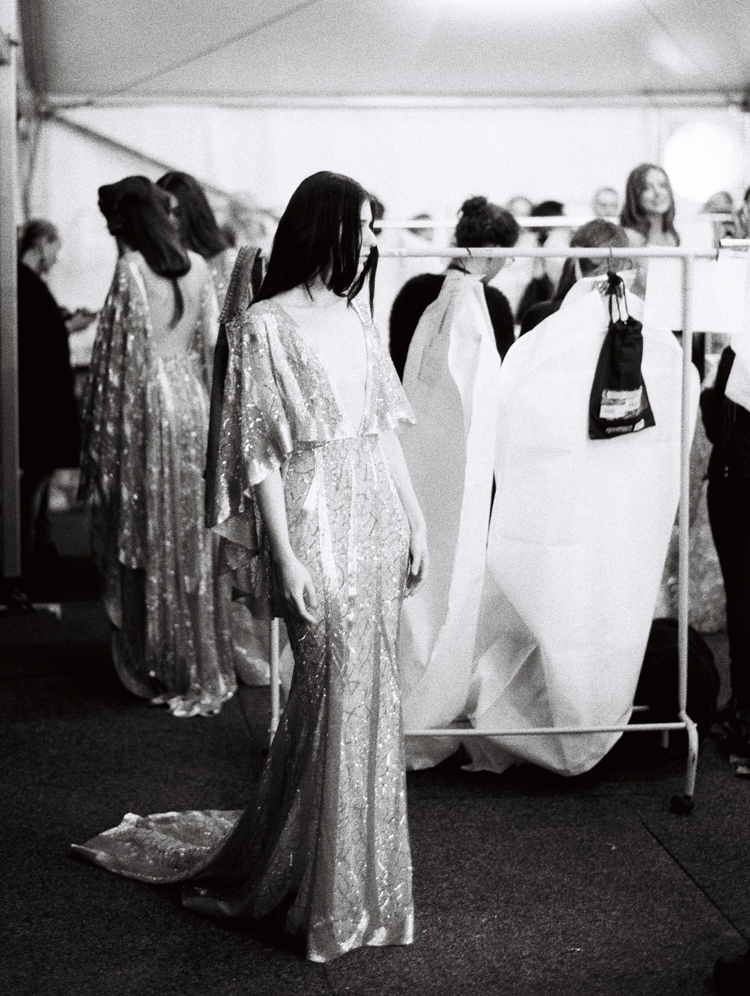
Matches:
[[268, 244, 724, 815]]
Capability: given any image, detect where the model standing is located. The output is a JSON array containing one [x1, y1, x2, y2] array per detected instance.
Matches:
[[74, 172, 427, 963], [79, 176, 235, 717]]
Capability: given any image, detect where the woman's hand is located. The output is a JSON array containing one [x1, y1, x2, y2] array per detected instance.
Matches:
[[276, 551, 319, 626], [405, 523, 428, 596]]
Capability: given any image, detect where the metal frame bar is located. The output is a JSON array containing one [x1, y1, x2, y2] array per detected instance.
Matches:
[[267, 242, 722, 808], [376, 216, 733, 230], [0, 0, 20, 580]]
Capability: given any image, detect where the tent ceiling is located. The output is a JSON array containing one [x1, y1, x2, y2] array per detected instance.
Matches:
[[19, 0, 750, 105]]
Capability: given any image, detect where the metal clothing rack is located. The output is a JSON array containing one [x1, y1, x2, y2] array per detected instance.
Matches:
[[268, 244, 725, 815]]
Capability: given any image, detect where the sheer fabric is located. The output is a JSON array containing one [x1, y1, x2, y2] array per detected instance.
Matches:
[[74, 298, 416, 962]]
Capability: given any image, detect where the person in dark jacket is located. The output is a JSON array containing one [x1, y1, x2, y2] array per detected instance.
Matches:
[[519, 219, 632, 335], [388, 196, 518, 379], [700, 345, 750, 753], [17, 219, 81, 575]]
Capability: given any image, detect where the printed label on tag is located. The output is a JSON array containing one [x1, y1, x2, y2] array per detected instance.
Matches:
[[599, 387, 643, 421]]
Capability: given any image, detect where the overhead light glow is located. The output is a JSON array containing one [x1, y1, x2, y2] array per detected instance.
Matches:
[[664, 122, 741, 203]]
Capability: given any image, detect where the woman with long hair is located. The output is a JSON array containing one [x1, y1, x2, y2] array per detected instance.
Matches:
[[156, 171, 237, 307], [79, 175, 236, 717], [74, 171, 427, 963], [158, 169, 274, 688], [620, 163, 679, 299], [620, 163, 680, 247]]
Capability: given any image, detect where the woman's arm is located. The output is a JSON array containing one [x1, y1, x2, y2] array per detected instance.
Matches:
[[380, 430, 428, 594], [255, 469, 318, 625]]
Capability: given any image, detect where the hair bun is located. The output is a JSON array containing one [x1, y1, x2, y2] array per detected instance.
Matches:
[[459, 196, 488, 219]]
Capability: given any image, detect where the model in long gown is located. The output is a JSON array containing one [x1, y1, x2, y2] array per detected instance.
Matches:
[[79, 249, 236, 717], [73, 297, 416, 962]]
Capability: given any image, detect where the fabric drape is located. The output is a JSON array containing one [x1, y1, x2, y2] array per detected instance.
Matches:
[[397, 270, 501, 768]]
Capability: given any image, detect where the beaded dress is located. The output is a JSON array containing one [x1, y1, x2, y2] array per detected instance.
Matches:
[[79, 250, 236, 717], [73, 298, 416, 963]]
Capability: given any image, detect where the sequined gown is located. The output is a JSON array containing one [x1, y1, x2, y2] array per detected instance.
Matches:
[[73, 298, 416, 962], [79, 250, 236, 717]]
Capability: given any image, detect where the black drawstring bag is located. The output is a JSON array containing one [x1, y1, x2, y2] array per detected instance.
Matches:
[[588, 272, 655, 440]]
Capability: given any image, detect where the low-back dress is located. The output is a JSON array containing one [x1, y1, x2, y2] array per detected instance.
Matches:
[[79, 249, 236, 717]]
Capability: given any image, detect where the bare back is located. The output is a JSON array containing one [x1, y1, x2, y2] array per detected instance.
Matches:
[[136, 250, 212, 358]]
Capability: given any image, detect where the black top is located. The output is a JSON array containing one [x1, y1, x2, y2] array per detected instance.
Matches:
[[519, 299, 562, 336], [17, 263, 80, 471], [388, 272, 515, 380], [700, 347, 750, 480]]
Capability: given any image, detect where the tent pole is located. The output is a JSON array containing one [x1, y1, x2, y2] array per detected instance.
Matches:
[[0, 0, 20, 581]]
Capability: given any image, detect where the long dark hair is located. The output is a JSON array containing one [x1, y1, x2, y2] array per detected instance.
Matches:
[[157, 171, 230, 260], [98, 176, 191, 326], [619, 164, 679, 244], [254, 171, 377, 311]]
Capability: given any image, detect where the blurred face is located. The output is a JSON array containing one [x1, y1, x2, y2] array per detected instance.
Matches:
[[358, 200, 377, 275], [38, 237, 61, 275], [507, 197, 533, 217], [639, 169, 672, 217], [592, 188, 619, 218]]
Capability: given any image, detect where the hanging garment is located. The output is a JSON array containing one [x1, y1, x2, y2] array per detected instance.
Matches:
[[397, 269, 501, 768], [467, 279, 699, 776], [74, 297, 416, 962]]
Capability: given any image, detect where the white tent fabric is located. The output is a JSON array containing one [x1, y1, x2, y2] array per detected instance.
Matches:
[[18, 0, 750, 104], [28, 103, 750, 314]]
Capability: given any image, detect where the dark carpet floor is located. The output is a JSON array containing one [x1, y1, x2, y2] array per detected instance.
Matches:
[[1, 586, 748, 996]]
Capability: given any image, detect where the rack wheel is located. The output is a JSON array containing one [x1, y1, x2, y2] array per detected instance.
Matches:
[[670, 793, 695, 815]]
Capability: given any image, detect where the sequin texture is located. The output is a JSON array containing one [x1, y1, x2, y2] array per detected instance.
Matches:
[[75, 297, 417, 961], [79, 251, 236, 716]]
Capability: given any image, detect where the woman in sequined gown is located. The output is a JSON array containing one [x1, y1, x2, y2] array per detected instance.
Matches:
[[73, 172, 428, 963], [79, 176, 236, 717], [157, 170, 276, 686]]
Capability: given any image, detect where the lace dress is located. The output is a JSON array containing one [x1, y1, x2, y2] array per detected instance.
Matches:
[[73, 298, 416, 962], [79, 251, 236, 717]]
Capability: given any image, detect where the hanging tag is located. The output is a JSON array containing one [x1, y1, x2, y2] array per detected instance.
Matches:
[[588, 274, 656, 439]]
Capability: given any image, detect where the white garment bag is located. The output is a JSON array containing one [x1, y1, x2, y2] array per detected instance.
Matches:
[[467, 281, 699, 776], [398, 270, 501, 768]]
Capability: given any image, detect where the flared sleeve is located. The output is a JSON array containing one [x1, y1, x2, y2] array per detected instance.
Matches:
[[78, 253, 151, 569], [210, 306, 295, 617]]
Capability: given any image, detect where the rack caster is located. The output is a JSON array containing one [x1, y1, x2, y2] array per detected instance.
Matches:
[[670, 793, 694, 815]]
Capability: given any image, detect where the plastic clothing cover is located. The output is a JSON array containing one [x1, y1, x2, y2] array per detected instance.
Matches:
[[398, 269, 501, 768], [467, 279, 700, 776]]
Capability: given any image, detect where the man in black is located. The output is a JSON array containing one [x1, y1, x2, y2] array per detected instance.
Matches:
[[17, 219, 81, 577]]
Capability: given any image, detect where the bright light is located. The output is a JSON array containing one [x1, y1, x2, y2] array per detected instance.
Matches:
[[664, 122, 741, 203]]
